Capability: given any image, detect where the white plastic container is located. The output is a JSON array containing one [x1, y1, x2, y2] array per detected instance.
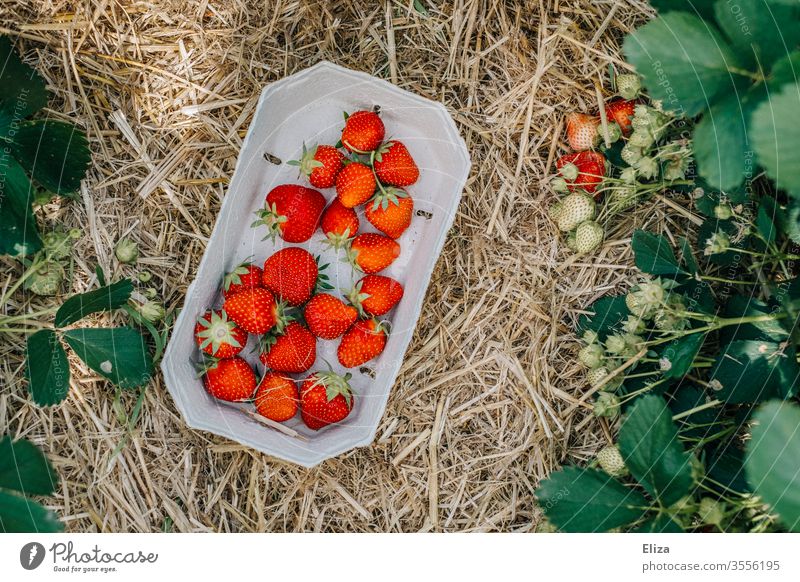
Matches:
[[161, 61, 470, 467]]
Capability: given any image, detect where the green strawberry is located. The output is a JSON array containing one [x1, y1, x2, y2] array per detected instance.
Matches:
[[593, 392, 620, 418], [556, 193, 595, 232], [698, 497, 726, 527], [578, 344, 604, 369], [596, 445, 628, 478], [575, 220, 604, 253], [616, 73, 641, 100]]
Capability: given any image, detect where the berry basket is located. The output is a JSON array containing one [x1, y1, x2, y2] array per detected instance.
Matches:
[[161, 61, 470, 467]]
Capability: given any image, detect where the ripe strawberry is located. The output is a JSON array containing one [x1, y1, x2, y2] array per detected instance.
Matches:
[[346, 233, 400, 274], [605, 99, 636, 135], [321, 198, 359, 249], [223, 287, 283, 334], [287, 143, 345, 189], [300, 371, 354, 430], [254, 372, 299, 422], [304, 293, 358, 340], [337, 319, 388, 368], [336, 162, 376, 208], [373, 141, 419, 186], [341, 110, 385, 153], [348, 275, 404, 317], [252, 184, 325, 243], [262, 247, 322, 306], [222, 262, 263, 298], [259, 322, 316, 373], [203, 357, 256, 401], [194, 309, 248, 359], [365, 187, 413, 239], [565, 112, 599, 151], [556, 151, 606, 195]]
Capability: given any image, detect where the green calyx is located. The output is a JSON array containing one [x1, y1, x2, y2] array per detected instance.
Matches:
[[287, 143, 324, 177], [223, 260, 254, 293], [346, 280, 370, 317], [323, 227, 355, 250], [312, 370, 354, 407], [251, 202, 287, 242], [369, 186, 407, 212], [196, 310, 242, 354], [314, 255, 334, 292], [24, 261, 65, 296]]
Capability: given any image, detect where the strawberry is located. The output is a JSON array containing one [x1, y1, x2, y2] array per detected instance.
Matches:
[[556, 192, 596, 232], [373, 141, 419, 186], [605, 99, 636, 135], [565, 112, 599, 151], [335, 162, 376, 208], [348, 275, 404, 317], [194, 309, 248, 359], [556, 151, 606, 195], [287, 143, 345, 189], [262, 247, 324, 307], [223, 287, 283, 334], [365, 187, 413, 239], [300, 371, 354, 430], [337, 319, 388, 368], [346, 233, 400, 274], [304, 293, 358, 340], [321, 198, 359, 249], [259, 321, 316, 373], [252, 184, 325, 243], [575, 220, 604, 254], [222, 262, 263, 298], [203, 357, 256, 401], [254, 372, 299, 422], [341, 110, 385, 153]]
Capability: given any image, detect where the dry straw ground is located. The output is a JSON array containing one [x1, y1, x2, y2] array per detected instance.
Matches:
[[1, 0, 672, 532]]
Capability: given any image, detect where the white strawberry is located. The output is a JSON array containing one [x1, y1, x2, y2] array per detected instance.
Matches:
[[575, 220, 604, 253], [556, 193, 595, 232], [616, 74, 641, 100], [596, 445, 628, 478], [578, 344, 604, 368]]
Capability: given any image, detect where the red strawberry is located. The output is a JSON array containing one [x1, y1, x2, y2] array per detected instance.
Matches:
[[288, 143, 345, 189], [262, 247, 322, 306], [373, 141, 419, 186], [222, 262, 263, 298], [556, 151, 606, 195], [252, 184, 325, 243], [321, 198, 359, 249], [336, 162, 376, 208], [194, 309, 248, 359], [566, 112, 599, 151], [365, 188, 413, 239], [254, 372, 299, 422], [348, 275, 404, 317], [346, 233, 400, 274], [304, 293, 358, 340], [341, 110, 385, 153], [223, 287, 283, 334], [203, 357, 256, 401], [300, 371, 354, 430], [259, 322, 316, 373], [337, 319, 388, 368], [605, 99, 636, 135]]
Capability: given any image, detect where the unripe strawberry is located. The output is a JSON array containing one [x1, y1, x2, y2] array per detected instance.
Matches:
[[548, 201, 564, 221], [669, 495, 696, 516], [551, 176, 569, 193], [704, 231, 730, 256], [620, 167, 637, 183], [605, 122, 622, 143], [713, 204, 733, 220], [605, 334, 627, 355], [616, 74, 641, 100], [607, 187, 638, 212], [698, 497, 726, 526], [115, 238, 138, 264], [556, 193, 595, 232], [566, 232, 578, 252], [25, 261, 64, 296], [621, 143, 643, 166], [575, 220, 604, 254], [593, 392, 619, 418], [635, 156, 658, 179], [586, 366, 609, 388], [596, 445, 628, 478], [560, 162, 579, 182], [578, 344, 604, 369]]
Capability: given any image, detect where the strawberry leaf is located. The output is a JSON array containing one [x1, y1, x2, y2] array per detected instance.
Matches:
[[0, 156, 42, 256], [25, 329, 71, 406], [745, 401, 800, 532], [0, 436, 58, 496], [623, 12, 748, 117], [633, 515, 684, 533], [8, 119, 91, 195], [63, 327, 154, 389], [649, 0, 717, 20], [55, 279, 133, 327], [0, 37, 48, 134], [751, 82, 800, 197], [631, 230, 686, 276], [660, 332, 706, 379], [0, 489, 63, 533], [710, 340, 800, 403]]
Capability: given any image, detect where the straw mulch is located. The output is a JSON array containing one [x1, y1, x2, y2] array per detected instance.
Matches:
[[1, 1, 667, 532]]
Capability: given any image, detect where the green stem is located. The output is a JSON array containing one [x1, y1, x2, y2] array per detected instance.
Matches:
[[672, 399, 721, 422], [698, 275, 757, 286], [0, 257, 43, 309], [0, 306, 59, 325], [0, 326, 40, 334]]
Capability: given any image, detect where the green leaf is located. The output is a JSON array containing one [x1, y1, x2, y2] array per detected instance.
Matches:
[[769, 51, 800, 89], [632, 230, 686, 276], [8, 119, 91, 195], [0, 155, 41, 256], [649, 0, 717, 20], [55, 279, 134, 327], [661, 332, 706, 379], [745, 401, 800, 531], [714, 0, 800, 70], [0, 436, 57, 495], [623, 12, 747, 117], [618, 395, 694, 506], [680, 237, 699, 275], [711, 340, 800, 403], [0, 490, 62, 533], [536, 467, 648, 532], [25, 329, 70, 406], [757, 204, 778, 244], [63, 327, 153, 389], [751, 82, 800, 196], [693, 91, 762, 191], [0, 37, 48, 133], [577, 295, 630, 341], [634, 514, 684, 532], [721, 295, 789, 343]]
